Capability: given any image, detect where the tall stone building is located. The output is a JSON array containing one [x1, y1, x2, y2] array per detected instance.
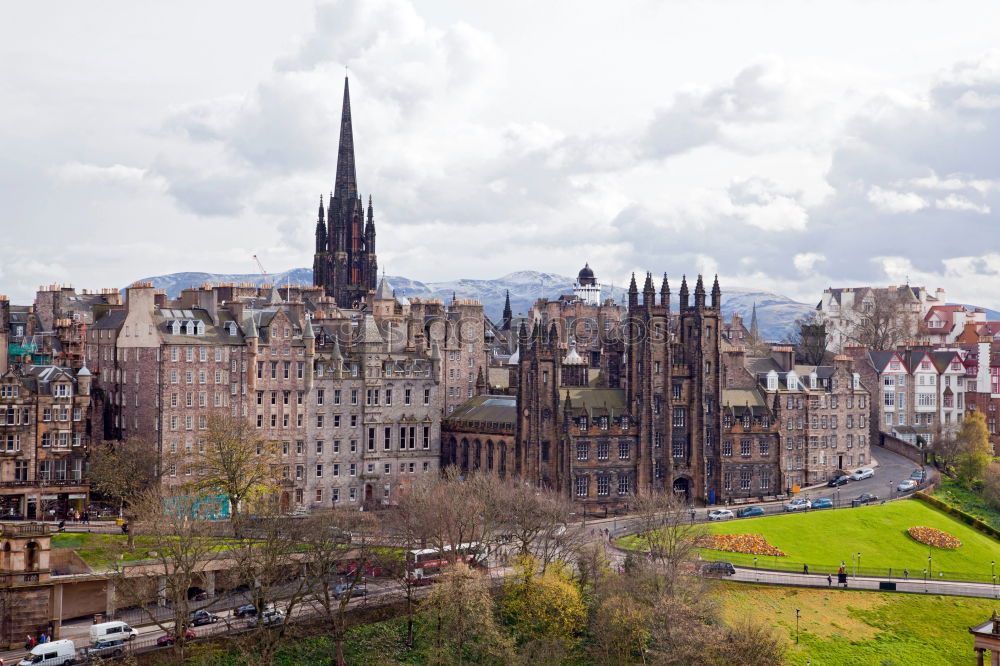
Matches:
[[444, 271, 726, 508], [313, 78, 378, 309]]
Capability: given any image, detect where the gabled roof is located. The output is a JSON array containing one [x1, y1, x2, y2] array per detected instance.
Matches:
[[444, 395, 516, 428]]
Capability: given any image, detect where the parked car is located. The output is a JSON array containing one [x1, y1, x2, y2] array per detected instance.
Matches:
[[82, 638, 128, 660], [190, 609, 220, 626], [700, 561, 737, 577], [90, 621, 137, 644], [248, 608, 285, 627], [811, 497, 833, 509], [17, 639, 76, 666], [850, 468, 875, 481], [854, 493, 879, 504], [827, 475, 849, 487], [736, 505, 765, 518], [234, 602, 274, 618], [333, 582, 368, 599], [156, 630, 197, 646], [910, 469, 925, 481], [896, 479, 918, 492], [708, 509, 735, 521], [784, 498, 811, 512]]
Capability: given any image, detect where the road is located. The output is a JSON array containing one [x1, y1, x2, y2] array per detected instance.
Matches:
[[732, 566, 1000, 600]]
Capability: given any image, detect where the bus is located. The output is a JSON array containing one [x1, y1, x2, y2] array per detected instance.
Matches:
[[406, 542, 482, 581]]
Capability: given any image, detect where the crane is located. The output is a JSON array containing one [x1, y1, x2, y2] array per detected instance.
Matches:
[[253, 254, 267, 277]]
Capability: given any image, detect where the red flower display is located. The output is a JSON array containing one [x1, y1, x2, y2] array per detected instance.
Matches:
[[696, 533, 787, 557], [907, 526, 961, 549]]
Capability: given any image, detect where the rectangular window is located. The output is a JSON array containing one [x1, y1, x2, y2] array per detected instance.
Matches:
[[722, 440, 733, 457], [672, 408, 685, 427], [576, 442, 589, 460], [597, 476, 610, 496], [617, 475, 630, 495], [618, 441, 629, 460], [575, 476, 588, 497], [597, 441, 609, 460], [740, 439, 751, 458]]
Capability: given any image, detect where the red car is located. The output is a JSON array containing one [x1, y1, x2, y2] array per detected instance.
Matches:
[[156, 630, 197, 646]]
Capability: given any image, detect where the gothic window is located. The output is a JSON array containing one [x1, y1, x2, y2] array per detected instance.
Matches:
[[742, 414, 751, 429], [759, 470, 770, 490], [672, 408, 685, 427], [740, 439, 751, 458], [723, 413, 732, 428], [617, 475, 630, 495], [722, 440, 733, 457], [723, 472, 732, 491], [759, 439, 769, 456], [672, 383, 681, 399]]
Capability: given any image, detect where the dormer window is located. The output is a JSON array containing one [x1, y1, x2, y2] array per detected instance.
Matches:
[[766, 370, 778, 391], [742, 414, 751, 429], [54, 383, 71, 398], [226, 322, 237, 336], [852, 373, 861, 390], [787, 371, 798, 389], [580, 416, 588, 431], [809, 372, 818, 389]]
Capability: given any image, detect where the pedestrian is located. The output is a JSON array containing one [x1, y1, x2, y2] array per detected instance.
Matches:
[[904, 568, 909, 580], [25, 634, 34, 650], [803, 564, 809, 575], [690, 509, 696, 522], [827, 574, 832, 587], [39, 633, 47, 644]]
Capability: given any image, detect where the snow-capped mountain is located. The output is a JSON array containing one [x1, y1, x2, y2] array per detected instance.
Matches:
[[135, 269, 814, 341]]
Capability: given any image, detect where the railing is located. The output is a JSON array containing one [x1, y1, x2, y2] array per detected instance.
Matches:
[[1, 522, 49, 536], [0, 478, 88, 488]]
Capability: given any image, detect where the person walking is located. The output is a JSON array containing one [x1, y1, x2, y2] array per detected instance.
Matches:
[[803, 564, 809, 575], [904, 568, 909, 580], [25, 634, 34, 650], [827, 574, 833, 587]]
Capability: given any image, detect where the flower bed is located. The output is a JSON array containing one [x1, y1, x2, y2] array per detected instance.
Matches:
[[907, 526, 962, 549], [696, 533, 786, 557]]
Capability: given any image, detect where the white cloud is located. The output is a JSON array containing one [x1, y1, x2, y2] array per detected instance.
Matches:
[[934, 194, 990, 213], [51, 162, 152, 186], [793, 252, 826, 273], [866, 186, 928, 213]]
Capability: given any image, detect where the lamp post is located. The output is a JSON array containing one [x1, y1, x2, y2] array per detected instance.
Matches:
[[923, 567, 928, 593], [795, 608, 800, 644], [928, 553, 932, 580], [755, 556, 758, 581], [857, 552, 862, 577]]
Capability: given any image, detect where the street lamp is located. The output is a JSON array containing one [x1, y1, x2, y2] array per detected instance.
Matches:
[[755, 556, 758, 581], [928, 553, 932, 580], [857, 552, 862, 577], [923, 568, 928, 593], [795, 608, 800, 644]]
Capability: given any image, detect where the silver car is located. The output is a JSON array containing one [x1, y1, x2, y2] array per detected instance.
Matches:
[[784, 498, 811, 512]]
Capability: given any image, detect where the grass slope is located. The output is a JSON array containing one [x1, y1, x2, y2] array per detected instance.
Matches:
[[620, 500, 999, 576], [718, 582, 995, 665], [933, 477, 1000, 530]]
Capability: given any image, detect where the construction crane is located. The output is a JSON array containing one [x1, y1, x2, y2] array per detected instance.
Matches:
[[253, 254, 267, 277]]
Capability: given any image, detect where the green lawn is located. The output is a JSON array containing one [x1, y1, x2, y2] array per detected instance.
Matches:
[[933, 477, 1000, 530], [718, 582, 996, 665], [619, 499, 1000, 578], [52, 532, 239, 570]]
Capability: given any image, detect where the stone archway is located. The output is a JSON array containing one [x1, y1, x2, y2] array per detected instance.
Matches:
[[672, 477, 691, 501], [486, 440, 494, 471], [461, 439, 470, 471]]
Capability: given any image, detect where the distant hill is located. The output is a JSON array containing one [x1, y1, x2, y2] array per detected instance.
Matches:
[[135, 268, 815, 341]]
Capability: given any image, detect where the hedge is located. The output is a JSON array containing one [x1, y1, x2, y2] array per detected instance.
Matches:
[[913, 492, 1000, 541]]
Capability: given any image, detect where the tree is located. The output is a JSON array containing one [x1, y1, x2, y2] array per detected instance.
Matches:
[[842, 289, 917, 350], [185, 413, 281, 536], [494, 480, 578, 573], [113, 487, 223, 664], [422, 562, 513, 665], [783, 315, 828, 365], [982, 461, 1000, 511], [708, 620, 787, 666], [88, 437, 158, 522], [632, 490, 706, 594], [954, 411, 993, 484], [298, 509, 381, 666], [228, 512, 315, 666], [498, 555, 586, 648]]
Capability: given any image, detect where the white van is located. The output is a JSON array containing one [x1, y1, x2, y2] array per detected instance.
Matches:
[[89, 620, 137, 644], [18, 639, 75, 666]]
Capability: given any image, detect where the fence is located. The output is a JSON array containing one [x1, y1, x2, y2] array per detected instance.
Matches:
[[736, 568, 1000, 601], [719, 553, 1000, 584]]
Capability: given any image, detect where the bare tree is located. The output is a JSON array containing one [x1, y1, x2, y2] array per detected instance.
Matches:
[[782, 315, 828, 365], [495, 481, 579, 573], [631, 491, 707, 594], [112, 488, 223, 664], [88, 438, 158, 547], [228, 514, 314, 666], [185, 413, 281, 537], [298, 509, 381, 666], [843, 289, 917, 349]]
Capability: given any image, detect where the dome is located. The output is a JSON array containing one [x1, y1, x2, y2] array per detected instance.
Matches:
[[577, 263, 596, 286]]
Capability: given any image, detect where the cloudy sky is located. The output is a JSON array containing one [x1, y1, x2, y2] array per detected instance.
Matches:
[[4, 0, 1000, 307]]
